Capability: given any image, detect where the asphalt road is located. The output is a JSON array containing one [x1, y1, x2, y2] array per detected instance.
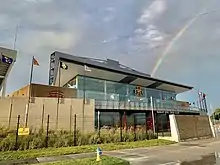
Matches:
[[105, 138, 220, 165]]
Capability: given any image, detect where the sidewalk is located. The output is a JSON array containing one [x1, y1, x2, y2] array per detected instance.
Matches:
[[104, 138, 220, 165]]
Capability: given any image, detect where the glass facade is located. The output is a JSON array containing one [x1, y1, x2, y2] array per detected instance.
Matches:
[[76, 76, 176, 103], [64, 75, 198, 131], [95, 111, 120, 129], [94, 111, 171, 133], [63, 77, 77, 88]]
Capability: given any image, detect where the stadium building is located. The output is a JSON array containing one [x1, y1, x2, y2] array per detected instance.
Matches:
[[0, 47, 17, 96], [48, 51, 202, 130]]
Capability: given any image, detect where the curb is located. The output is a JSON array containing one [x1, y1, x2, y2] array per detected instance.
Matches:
[[0, 158, 38, 165]]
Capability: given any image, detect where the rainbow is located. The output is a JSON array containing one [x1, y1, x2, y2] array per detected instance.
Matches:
[[151, 9, 211, 76]]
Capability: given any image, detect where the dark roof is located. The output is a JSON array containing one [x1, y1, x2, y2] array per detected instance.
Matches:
[[55, 51, 151, 77], [51, 51, 193, 90]]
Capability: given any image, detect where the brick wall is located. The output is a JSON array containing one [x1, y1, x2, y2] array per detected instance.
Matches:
[[9, 83, 77, 98]]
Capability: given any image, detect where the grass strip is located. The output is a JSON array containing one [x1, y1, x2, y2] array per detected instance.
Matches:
[[0, 139, 174, 161], [38, 156, 130, 165]]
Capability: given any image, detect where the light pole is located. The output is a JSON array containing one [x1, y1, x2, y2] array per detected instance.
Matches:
[[97, 111, 100, 137], [150, 96, 156, 134], [82, 65, 91, 132]]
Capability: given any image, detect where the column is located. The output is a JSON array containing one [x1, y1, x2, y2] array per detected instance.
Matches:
[[1, 78, 6, 97], [104, 80, 107, 100], [123, 111, 127, 130]]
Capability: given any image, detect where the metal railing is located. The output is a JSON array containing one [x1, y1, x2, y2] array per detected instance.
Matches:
[[95, 100, 201, 113]]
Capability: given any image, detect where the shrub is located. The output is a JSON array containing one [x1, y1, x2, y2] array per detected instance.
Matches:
[[0, 126, 157, 151], [0, 134, 16, 151], [0, 126, 14, 138]]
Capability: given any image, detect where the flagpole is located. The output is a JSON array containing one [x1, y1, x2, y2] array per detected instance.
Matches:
[[198, 90, 202, 111], [56, 61, 61, 130], [13, 24, 19, 50], [25, 56, 34, 127], [82, 66, 85, 132], [150, 96, 155, 134], [28, 56, 34, 102], [58, 61, 61, 103]]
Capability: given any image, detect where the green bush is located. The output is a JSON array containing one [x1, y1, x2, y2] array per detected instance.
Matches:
[[0, 127, 157, 151], [0, 126, 14, 138], [0, 134, 16, 151]]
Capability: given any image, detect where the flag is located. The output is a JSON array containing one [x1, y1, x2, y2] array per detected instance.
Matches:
[[84, 65, 91, 72], [60, 61, 68, 70], [28, 56, 39, 103], [198, 92, 206, 100], [33, 57, 39, 66], [1, 54, 13, 64], [203, 93, 206, 99], [198, 91, 204, 100]]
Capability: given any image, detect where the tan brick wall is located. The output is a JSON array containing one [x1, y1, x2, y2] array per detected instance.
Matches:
[[9, 85, 29, 97], [0, 97, 95, 132], [9, 84, 77, 98], [175, 115, 212, 140]]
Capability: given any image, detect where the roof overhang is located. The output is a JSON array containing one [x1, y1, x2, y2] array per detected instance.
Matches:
[[0, 47, 17, 91], [50, 52, 193, 94]]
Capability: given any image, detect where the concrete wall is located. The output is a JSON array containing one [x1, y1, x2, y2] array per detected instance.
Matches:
[[169, 115, 213, 142], [0, 97, 95, 132]]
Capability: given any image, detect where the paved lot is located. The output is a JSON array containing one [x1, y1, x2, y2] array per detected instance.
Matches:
[[104, 138, 220, 165]]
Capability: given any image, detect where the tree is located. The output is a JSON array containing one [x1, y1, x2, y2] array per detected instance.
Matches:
[[211, 108, 220, 120]]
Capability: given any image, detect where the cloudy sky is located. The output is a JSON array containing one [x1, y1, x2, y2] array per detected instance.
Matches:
[[0, 0, 220, 110]]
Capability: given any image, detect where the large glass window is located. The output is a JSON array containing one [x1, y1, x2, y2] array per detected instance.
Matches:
[[146, 88, 161, 99], [115, 83, 127, 96], [126, 112, 146, 127], [76, 75, 176, 102], [106, 81, 116, 93], [64, 77, 77, 88], [161, 91, 176, 100], [156, 113, 170, 132], [77, 76, 104, 92], [95, 111, 120, 129], [86, 91, 105, 100]]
